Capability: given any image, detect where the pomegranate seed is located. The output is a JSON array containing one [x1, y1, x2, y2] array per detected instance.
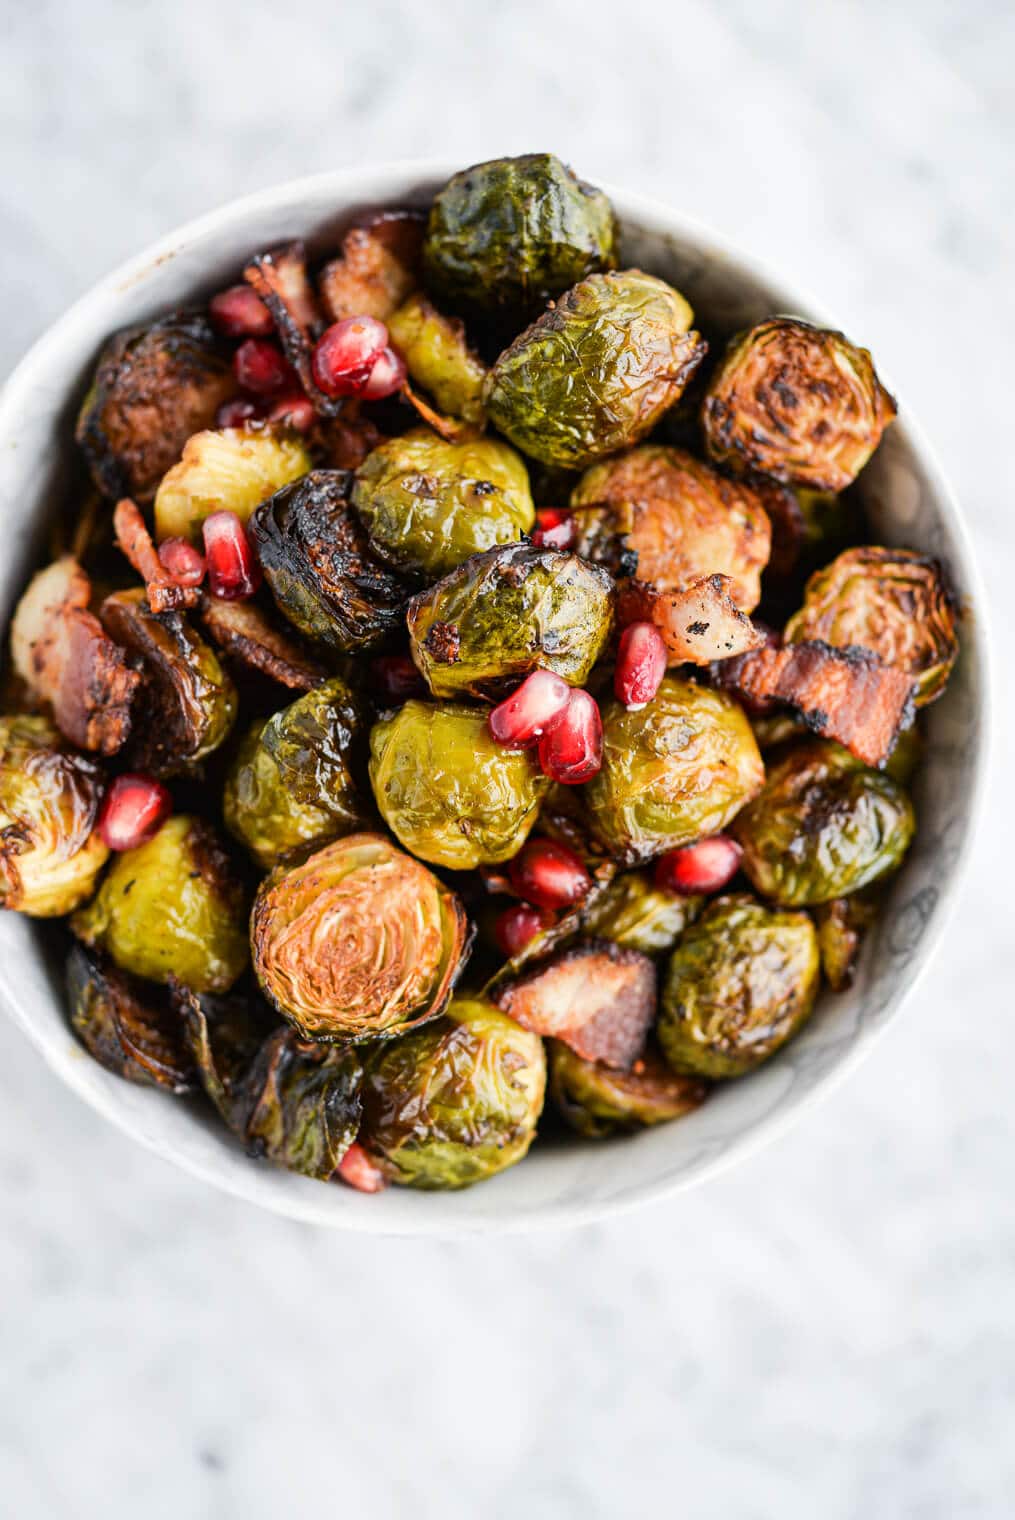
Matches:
[[98, 774, 172, 852], [336, 1142, 387, 1194], [311, 317, 389, 399], [233, 338, 294, 396], [494, 903, 553, 958], [489, 669, 571, 749], [615, 621, 667, 710], [266, 391, 316, 432], [157, 537, 206, 587], [209, 284, 274, 338], [202, 511, 262, 599], [361, 346, 407, 401], [215, 396, 263, 429], [538, 689, 602, 784], [531, 507, 576, 550], [655, 836, 744, 896], [508, 838, 591, 911]]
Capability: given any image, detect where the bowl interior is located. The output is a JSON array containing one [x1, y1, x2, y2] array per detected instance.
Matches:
[[0, 164, 987, 1233]]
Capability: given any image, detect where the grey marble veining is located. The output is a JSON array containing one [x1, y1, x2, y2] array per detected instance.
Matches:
[[1, 1, 1013, 1516]]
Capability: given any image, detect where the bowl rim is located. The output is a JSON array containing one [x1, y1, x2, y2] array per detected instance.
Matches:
[[0, 159, 993, 1234]]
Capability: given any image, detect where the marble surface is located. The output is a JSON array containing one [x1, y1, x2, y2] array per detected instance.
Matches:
[[1, 2, 1012, 1515]]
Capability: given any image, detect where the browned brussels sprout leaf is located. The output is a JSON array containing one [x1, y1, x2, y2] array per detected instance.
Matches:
[[616, 574, 766, 666], [814, 894, 879, 992], [243, 241, 337, 414], [387, 293, 488, 425], [549, 1039, 708, 1138], [67, 944, 194, 1092], [112, 498, 201, 613], [196, 595, 328, 691], [318, 211, 423, 324]]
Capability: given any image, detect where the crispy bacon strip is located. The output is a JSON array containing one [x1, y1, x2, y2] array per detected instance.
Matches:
[[616, 574, 766, 666], [197, 595, 327, 691], [244, 240, 339, 416], [113, 498, 200, 613], [317, 212, 422, 325]]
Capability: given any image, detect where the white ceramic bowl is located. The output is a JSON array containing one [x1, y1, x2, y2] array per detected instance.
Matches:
[[0, 162, 989, 1233]]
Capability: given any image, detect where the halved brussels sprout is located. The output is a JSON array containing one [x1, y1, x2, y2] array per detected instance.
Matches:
[[387, 295, 488, 424], [71, 815, 248, 992], [702, 318, 896, 490], [784, 547, 958, 705], [422, 154, 617, 328], [249, 470, 407, 653], [571, 445, 771, 611], [76, 312, 234, 503], [369, 700, 548, 869], [250, 832, 470, 1042], [484, 270, 707, 470], [407, 542, 614, 700], [584, 677, 764, 864], [0, 714, 108, 916], [67, 943, 194, 1092], [549, 1040, 708, 1138], [360, 996, 546, 1190], [153, 427, 311, 544], [732, 739, 915, 906], [224, 677, 367, 869], [99, 589, 237, 777], [659, 895, 820, 1078]]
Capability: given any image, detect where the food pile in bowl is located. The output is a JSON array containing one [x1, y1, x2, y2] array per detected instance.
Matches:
[[0, 154, 960, 1195]]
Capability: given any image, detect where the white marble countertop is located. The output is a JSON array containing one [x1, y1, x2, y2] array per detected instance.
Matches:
[[2, 2, 1013, 1515]]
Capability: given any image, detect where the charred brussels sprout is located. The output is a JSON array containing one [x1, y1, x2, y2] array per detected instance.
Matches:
[[224, 677, 367, 868], [369, 700, 548, 869], [360, 997, 546, 1189], [66, 944, 194, 1092], [784, 547, 958, 705], [659, 895, 820, 1078], [250, 470, 407, 653], [71, 815, 248, 992], [550, 1041, 708, 1138], [484, 270, 707, 471], [154, 427, 311, 544], [702, 318, 896, 490], [581, 870, 704, 955], [387, 295, 487, 424], [422, 154, 617, 328], [733, 740, 915, 906], [352, 429, 533, 580], [0, 715, 108, 916], [584, 678, 764, 864], [407, 542, 614, 700], [76, 312, 234, 503], [250, 832, 470, 1042]]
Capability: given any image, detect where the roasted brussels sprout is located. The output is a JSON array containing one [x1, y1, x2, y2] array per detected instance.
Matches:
[[249, 470, 407, 653], [71, 815, 248, 992], [360, 996, 546, 1190], [0, 715, 108, 916], [702, 318, 896, 490], [351, 429, 533, 580], [581, 870, 704, 954], [369, 700, 548, 869], [484, 270, 707, 470], [76, 312, 234, 502], [224, 677, 367, 868], [814, 893, 878, 993], [422, 154, 617, 328], [387, 294, 487, 424], [153, 427, 311, 544], [584, 678, 764, 864], [66, 943, 194, 1092], [250, 832, 470, 1042], [549, 1040, 708, 1138], [407, 542, 614, 700], [784, 547, 958, 705], [658, 895, 820, 1078], [571, 445, 771, 611], [733, 740, 915, 906]]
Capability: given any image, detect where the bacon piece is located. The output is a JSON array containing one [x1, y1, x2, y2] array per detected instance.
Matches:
[[318, 212, 423, 325], [244, 241, 337, 415], [196, 595, 327, 691], [113, 498, 201, 613], [616, 574, 766, 666], [315, 410, 383, 472]]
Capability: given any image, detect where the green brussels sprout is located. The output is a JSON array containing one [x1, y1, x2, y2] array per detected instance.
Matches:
[[814, 893, 879, 993], [732, 740, 915, 906], [701, 318, 897, 491], [223, 677, 368, 869], [580, 870, 704, 955], [584, 678, 764, 864], [387, 294, 488, 424], [549, 1040, 708, 1138], [484, 270, 707, 471], [66, 943, 194, 1092], [352, 428, 534, 580], [360, 996, 546, 1189], [0, 715, 108, 917], [369, 700, 548, 869], [72, 815, 248, 993], [250, 832, 471, 1042], [154, 426, 311, 544], [784, 547, 958, 705], [75, 312, 234, 503], [658, 895, 820, 1078], [422, 154, 617, 328], [407, 542, 614, 700], [249, 470, 407, 653], [99, 588, 237, 777]]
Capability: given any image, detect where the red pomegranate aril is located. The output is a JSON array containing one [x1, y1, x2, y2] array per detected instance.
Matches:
[[98, 774, 172, 852], [336, 1142, 387, 1194], [202, 511, 262, 600], [371, 653, 426, 703], [488, 669, 571, 749], [157, 537, 206, 587], [311, 317, 389, 399], [508, 837, 591, 911], [494, 903, 553, 958], [615, 621, 667, 710], [531, 507, 576, 550], [360, 346, 407, 401], [233, 338, 294, 397], [655, 835, 744, 896], [215, 396, 263, 429], [538, 689, 602, 784], [209, 284, 274, 338], [266, 391, 316, 432]]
